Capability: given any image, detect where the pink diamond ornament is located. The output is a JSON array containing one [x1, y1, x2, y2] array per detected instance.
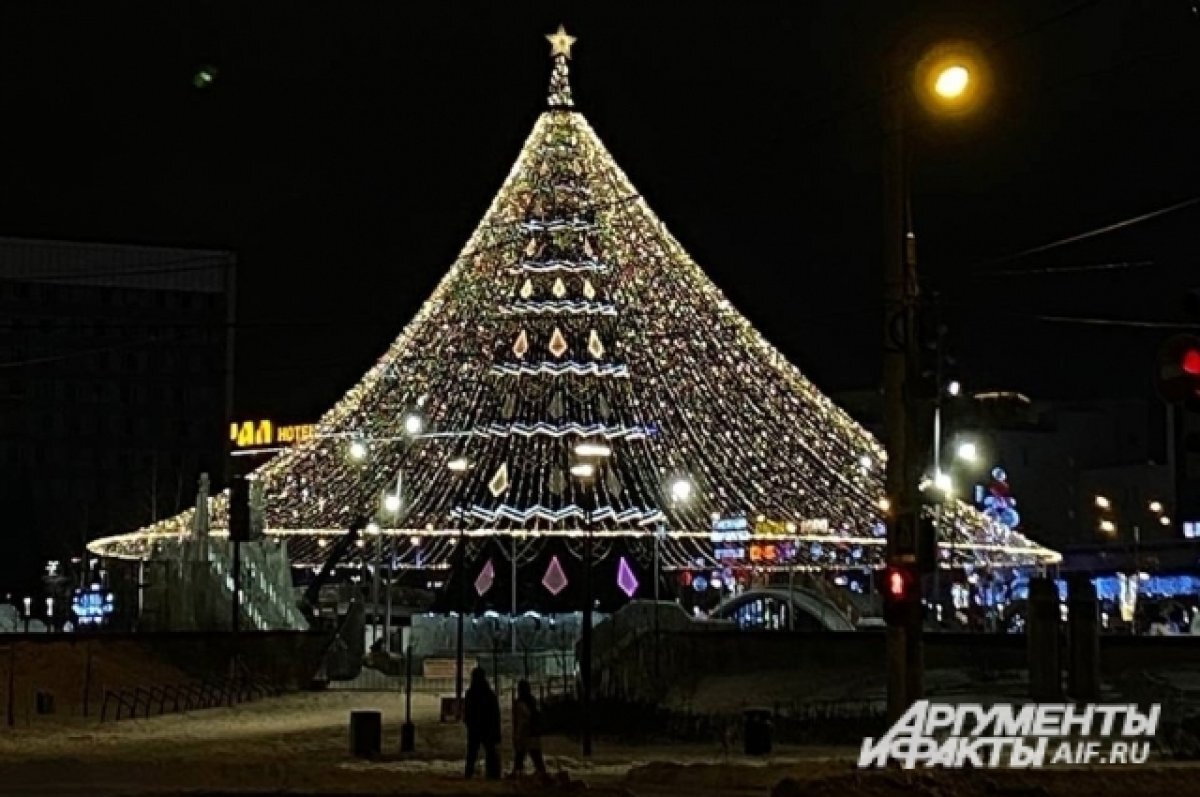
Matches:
[[474, 559, 495, 596], [542, 555, 568, 596]]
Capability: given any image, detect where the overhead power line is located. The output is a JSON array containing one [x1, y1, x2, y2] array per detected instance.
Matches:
[[967, 196, 1200, 270]]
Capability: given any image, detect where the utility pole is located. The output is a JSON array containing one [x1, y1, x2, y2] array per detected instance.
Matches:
[[581, 504, 594, 757], [882, 55, 925, 722], [455, 516, 466, 718]]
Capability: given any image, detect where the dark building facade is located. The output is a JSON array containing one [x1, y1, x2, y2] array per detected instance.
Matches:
[[0, 238, 233, 593]]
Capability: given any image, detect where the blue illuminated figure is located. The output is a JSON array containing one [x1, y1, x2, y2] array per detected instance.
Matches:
[[979, 467, 1021, 529]]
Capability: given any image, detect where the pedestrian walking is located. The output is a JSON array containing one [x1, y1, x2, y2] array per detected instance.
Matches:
[[510, 679, 547, 778], [463, 666, 502, 778]]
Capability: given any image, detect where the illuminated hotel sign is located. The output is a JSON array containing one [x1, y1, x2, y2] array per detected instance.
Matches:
[[229, 420, 316, 450], [711, 515, 829, 564]]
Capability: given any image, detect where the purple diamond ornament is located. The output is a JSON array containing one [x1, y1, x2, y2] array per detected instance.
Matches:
[[617, 556, 638, 598]]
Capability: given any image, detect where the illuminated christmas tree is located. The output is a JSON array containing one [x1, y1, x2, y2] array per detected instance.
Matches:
[[93, 27, 1057, 594]]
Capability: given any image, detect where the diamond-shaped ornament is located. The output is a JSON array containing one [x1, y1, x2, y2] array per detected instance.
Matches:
[[489, 463, 510, 497], [587, 329, 605, 359], [548, 391, 565, 420], [617, 557, 638, 598], [548, 328, 568, 358], [583, 238, 595, 259], [551, 277, 567, 298], [512, 330, 529, 358], [475, 559, 495, 596], [605, 468, 623, 496], [500, 393, 516, 420], [596, 393, 611, 420], [582, 279, 596, 300], [519, 279, 534, 299], [542, 555, 568, 596], [548, 466, 566, 496]]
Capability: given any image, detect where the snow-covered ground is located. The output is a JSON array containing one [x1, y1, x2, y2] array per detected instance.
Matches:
[[0, 688, 848, 795], [2, 689, 1200, 796]]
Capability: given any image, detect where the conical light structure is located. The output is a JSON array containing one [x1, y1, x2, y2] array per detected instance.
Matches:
[[91, 28, 1058, 573]]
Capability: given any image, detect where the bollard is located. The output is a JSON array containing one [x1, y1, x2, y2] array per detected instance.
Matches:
[[400, 646, 415, 753], [742, 707, 772, 756], [1026, 577, 1061, 699], [349, 710, 382, 758], [1067, 574, 1100, 701]]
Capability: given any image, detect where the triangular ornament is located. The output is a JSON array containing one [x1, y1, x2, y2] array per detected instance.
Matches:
[[525, 238, 538, 257], [542, 555, 568, 596], [551, 277, 567, 298], [582, 278, 596, 300], [489, 463, 510, 497], [519, 279, 534, 299]]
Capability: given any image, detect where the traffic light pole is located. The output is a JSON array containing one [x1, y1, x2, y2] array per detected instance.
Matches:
[[882, 58, 924, 723]]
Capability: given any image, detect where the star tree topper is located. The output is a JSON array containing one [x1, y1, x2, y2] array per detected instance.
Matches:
[[546, 24, 576, 58]]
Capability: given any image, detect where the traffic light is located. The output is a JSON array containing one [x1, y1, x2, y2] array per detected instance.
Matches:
[[878, 563, 920, 625], [1159, 333, 1200, 523], [1155, 334, 1200, 403], [229, 475, 250, 543]]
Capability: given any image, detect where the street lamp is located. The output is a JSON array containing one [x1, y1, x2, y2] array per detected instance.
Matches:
[[669, 477, 693, 504], [882, 38, 988, 721], [657, 474, 693, 680], [403, 412, 425, 436], [955, 441, 979, 464], [1095, 495, 1112, 511], [934, 64, 970, 99], [571, 439, 612, 758]]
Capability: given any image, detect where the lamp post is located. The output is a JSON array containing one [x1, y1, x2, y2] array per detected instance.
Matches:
[[342, 412, 475, 717], [882, 41, 986, 721], [659, 475, 693, 680], [571, 440, 611, 758], [455, 507, 467, 716]]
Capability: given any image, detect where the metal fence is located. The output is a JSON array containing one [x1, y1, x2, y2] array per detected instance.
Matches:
[[100, 676, 282, 723]]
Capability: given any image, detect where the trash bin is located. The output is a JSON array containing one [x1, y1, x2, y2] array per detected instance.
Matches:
[[349, 710, 382, 758], [743, 708, 772, 756]]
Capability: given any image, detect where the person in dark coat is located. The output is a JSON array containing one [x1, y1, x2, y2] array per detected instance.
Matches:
[[463, 666, 501, 778], [511, 679, 547, 778]]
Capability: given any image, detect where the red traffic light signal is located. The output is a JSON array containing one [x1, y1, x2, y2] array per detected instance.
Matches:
[[877, 564, 919, 624], [1156, 335, 1200, 403]]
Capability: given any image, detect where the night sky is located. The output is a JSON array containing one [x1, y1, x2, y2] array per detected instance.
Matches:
[[2, 1, 1198, 425]]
